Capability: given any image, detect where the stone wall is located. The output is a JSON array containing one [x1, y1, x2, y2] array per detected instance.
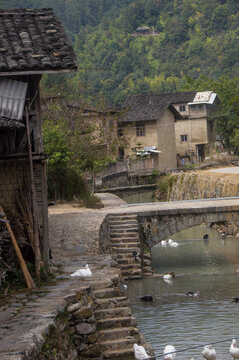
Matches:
[[33, 274, 153, 360], [99, 214, 111, 254], [167, 171, 239, 201]]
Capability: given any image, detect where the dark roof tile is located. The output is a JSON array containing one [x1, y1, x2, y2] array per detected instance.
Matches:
[[122, 92, 196, 122], [0, 8, 77, 74]]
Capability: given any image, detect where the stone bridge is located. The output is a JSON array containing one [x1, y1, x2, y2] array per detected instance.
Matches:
[[100, 197, 239, 278]]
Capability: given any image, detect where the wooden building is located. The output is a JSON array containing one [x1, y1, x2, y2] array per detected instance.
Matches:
[[0, 8, 77, 262]]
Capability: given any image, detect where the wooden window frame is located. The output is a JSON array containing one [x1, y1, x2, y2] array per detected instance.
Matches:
[[136, 123, 145, 137]]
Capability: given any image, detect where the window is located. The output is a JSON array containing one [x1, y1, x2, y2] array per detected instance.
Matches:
[[190, 104, 205, 110], [179, 105, 186, 112], [136, 123, 145, 136], [180, 134, 188, 142]]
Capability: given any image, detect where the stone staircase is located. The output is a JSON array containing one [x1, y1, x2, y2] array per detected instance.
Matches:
[[108, 214, 142, 280], [92, 278, 139, 359]]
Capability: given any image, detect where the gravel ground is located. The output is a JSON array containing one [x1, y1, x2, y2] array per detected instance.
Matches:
[[48, 193, 127, 266]]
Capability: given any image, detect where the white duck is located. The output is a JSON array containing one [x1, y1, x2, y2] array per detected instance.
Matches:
[[170, 241, 179, 247], [70, 264, 92, 277], [202, 345, 216, 360], [230, 339, 239, 360], [161, 240, 167, 247], [168, 239, 174, 245], [164, 345, 176, 360], [163, 278, 173, 285], [133, 343, 149, 359], [163, 273, 173, 280]]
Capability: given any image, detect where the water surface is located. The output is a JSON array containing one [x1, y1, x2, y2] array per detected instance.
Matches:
[[127, 225, 239, 360]]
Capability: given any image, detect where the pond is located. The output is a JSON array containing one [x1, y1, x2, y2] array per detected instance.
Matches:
[[127, 225, 239, 360], [119, 189, 156, 204]]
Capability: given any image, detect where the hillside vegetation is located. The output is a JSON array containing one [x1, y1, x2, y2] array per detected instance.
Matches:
[[2, 0, 239, 151], [2, 0, 239, 104]]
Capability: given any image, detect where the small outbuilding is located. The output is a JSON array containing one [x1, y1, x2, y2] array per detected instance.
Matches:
[[0, 8, 77, 265]]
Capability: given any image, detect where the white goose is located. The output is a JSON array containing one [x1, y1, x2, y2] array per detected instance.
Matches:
[[133, 343, 149, 359], [161, 240, 168, 247], [163, 273, 173, 280], [170, 241, 179, 247], [230, 339, 239, 360], [163, 278, 173, 285], [70, 264, 92, 277], [168, 239, 174, 245], [164, 345, 176, 360], [202, 345, 216, 360]]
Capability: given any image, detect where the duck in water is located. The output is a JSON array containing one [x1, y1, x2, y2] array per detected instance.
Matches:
[[186, 291, 200, 297]]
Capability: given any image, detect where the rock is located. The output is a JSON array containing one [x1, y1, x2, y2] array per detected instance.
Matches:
[[73, 305, 92, 319], [67, 302, 81, 314], [235, 232, 239, 238], [80, 343, 100, 357], [143, 266, 153, 273], [75, 323, 96, 335], [79, 342, 88, 352], [87, 332, 98, 344], [143, 259, 152, 266]]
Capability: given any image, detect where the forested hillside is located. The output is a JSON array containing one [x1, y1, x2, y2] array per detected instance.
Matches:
[[2, 0, 239, 108]]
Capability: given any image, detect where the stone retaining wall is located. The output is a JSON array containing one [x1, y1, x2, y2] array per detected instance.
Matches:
[[28, 285, 98, 360], [166, 171, 239, 201]]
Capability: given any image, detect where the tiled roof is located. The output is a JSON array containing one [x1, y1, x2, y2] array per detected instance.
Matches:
[[122, 92, 194, 122], [0, 8, 77, 75]]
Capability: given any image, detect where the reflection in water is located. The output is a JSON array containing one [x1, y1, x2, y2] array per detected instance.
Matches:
[[127, 225, 239, 360], [120, 189, 155, 204]]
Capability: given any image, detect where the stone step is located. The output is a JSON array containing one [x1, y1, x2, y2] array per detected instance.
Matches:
[[95, 296, 129, 310], [122, 276, 142, 281], [120, 263, 141, 270], [144, 272, 154, 276], [110, 228, 139, 235], [108, 220, 138, 226], [100, 337, 135, 352], [110, 238, 140, 244], [95, 307, 131, 320], [97, 316, 132, 330], [111, 242, 139, 249], [143, 266, 153, 273], [112, 247, 140, 254], [108, 215, 138, 221], [102, 347, 135, 359], [110, 225, 138, 230], [121, 268, 142, 277], [116, 253, 141, 259], [94, 288, 121, 299], [98, 326, 138, 342], [117, 258, 140, 265], [109, 224, 138, 230], [91, 279, 115, 291], [110, 232, 139, 238]]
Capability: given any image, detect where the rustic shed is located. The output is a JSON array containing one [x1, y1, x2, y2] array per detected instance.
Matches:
[[0, 8, 77, 265]]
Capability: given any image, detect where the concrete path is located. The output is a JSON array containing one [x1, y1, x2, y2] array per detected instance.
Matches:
[[209, 166, 239, 174]]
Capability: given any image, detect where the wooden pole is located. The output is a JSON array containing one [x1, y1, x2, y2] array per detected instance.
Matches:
[[0, 206, 35, 289], [42, 161, 49, 270], [25, 106, 41, 280]]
